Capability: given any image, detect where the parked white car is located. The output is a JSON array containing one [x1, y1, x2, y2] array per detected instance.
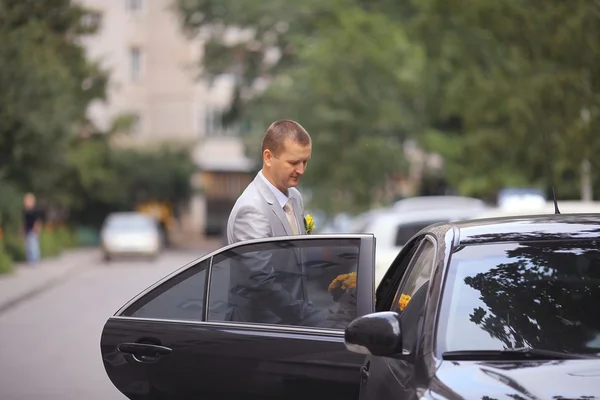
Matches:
[[100, 212, 163, 262], [393, 195, 487, 212], [470, 200, 600, 220], [354, 207, 483, 286]]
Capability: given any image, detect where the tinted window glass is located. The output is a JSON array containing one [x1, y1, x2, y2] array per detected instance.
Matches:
[[121, 259, 208, 321], [392, 240, 435, 313], [391, 239, 435, 352], [439, 240, 600, 355], [208, 238, 361, 330], [395, 221, 448, 246], [376, 237, 423, 312]]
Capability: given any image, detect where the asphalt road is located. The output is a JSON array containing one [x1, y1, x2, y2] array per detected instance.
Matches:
[[0, 249, 209, 400]]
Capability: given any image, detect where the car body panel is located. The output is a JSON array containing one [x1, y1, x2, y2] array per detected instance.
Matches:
[[102, 318, 365, 399], [100, 215, 600, 400], [357, 214, 600, 400], [101, 234, 375, 400], [430, 359, 600, 399]]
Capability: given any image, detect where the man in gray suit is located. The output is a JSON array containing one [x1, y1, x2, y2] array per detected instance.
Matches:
[[222, 120, 322, 325], [227, 119, 311, 243]]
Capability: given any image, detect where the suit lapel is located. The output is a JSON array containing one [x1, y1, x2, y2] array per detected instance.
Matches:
[[254, 174, 295, 236], [273, 203, 295, 236]]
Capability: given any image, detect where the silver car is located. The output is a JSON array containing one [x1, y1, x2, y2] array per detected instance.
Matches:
[[100, 212, 162, 261]]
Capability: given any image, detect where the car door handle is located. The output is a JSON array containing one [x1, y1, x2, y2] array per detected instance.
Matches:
[[360, 363, 370, 383], [117, 342, 172, 361]]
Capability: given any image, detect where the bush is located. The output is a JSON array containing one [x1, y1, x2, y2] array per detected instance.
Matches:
[[74, 225, 100, 246], [0, 242, 14, 274], [3, 234, 26, 262], [55, 226, 77, 248], [41, 230, 62, 258]]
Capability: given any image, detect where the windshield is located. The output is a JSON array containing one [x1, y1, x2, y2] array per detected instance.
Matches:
[[105, 215, 155, 231], [437, 239, 600, 356]]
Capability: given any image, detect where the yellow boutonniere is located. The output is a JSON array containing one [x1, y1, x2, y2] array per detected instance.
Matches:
[[398, 293, 412, 311], [328, 272, 357, 301], [304, 214, 315, 234], [328, 272, 357, 294]]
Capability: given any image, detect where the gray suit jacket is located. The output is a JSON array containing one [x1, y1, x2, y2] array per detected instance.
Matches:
[[220, 173, 322, 325], [227, 173, 305, 244]]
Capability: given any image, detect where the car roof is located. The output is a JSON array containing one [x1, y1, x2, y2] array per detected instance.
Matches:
[[425, 213, 600, 246], [107, 211, 149, 218], [104, 212, 156, 223], [354, 207, 484, 249], [393, 195, 487, 212]]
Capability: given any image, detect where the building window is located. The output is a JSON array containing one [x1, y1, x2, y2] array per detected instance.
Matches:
[[129, 47, 142, 81], [130, 113, 142, 135], [126, 0, 144, 12], [81, 12, 101, 30], [204, 107, 223, 136]]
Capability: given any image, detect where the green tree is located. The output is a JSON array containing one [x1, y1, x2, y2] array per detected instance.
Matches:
[[113, 145, 196, 208], [413, 0, 600, 199], [244, 7, 422, 212], [176, 0, 420, 212], [0, 0, 107, 195], [63, 135, 196, 228]]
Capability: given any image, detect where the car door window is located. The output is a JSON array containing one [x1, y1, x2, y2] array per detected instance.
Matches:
[[121, 259, 209, 321], [376, 237, 423, 312], [391, 238, 436, 352], [208, 238, 362, 330]]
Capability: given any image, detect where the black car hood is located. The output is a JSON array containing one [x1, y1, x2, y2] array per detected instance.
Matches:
[[430, 359, 600, 399]]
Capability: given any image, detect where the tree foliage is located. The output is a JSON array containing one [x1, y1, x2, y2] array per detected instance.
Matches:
[[0, 0, 107, 191], [0, 1, 196, 233], [63, 134, 196, 228], [176, 0, 418, 212], [177, 0, 600, 206], [414, 0, 600, 199]]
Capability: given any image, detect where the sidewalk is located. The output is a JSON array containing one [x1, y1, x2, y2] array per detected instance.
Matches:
[[0, 235, 223, 315], [169, 230, 223, 252], [0, 248, 100, 314]]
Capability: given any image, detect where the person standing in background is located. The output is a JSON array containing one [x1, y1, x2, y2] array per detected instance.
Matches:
[[23, 193, 42, 264]]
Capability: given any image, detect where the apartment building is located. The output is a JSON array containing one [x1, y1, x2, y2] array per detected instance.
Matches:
[[77, 0, 255, 236]]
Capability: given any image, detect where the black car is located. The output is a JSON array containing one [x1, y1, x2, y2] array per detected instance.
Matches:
[[100, 214, 600, 399]]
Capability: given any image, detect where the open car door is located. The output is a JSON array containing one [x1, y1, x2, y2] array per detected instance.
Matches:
[[100, 234, 376, 399]]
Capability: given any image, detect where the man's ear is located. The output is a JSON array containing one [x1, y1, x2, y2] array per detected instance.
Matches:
[[263, 149, 273, 167]]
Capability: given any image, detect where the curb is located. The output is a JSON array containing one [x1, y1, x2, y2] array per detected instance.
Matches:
[[0, 267, 82, 315], [0, 249, 98, 315]]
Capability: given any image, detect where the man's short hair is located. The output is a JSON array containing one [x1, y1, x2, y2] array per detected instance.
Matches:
[[261, 120, 311, 156]]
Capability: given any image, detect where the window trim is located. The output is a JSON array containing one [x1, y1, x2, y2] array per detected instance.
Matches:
[[113, 234, 375, 334], [422, 226, 457, 362], [203, 255, 214, 321], [109, 316, 347, 338], [389, 236, 437, 357]]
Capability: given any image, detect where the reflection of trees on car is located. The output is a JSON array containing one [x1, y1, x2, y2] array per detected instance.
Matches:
[[464, 240, 600, 353]]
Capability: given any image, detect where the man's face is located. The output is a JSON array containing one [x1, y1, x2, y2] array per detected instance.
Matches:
[[24, 194, 35, 209], [265, 138, 311, 192]]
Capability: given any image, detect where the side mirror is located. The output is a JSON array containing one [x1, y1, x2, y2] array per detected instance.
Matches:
[[344, 311, 403, 357]]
